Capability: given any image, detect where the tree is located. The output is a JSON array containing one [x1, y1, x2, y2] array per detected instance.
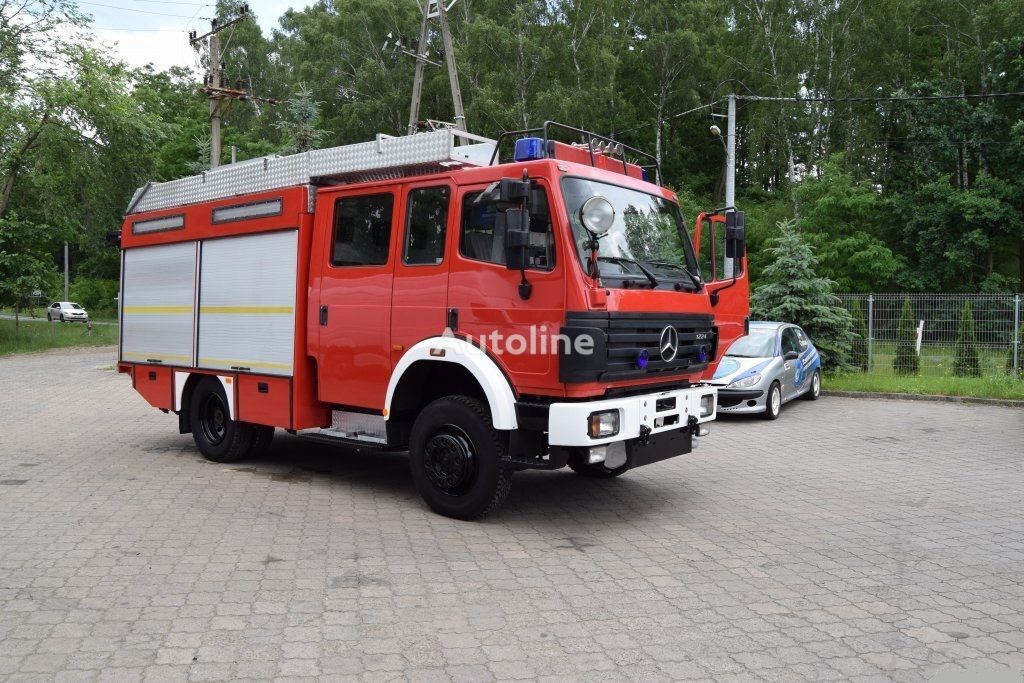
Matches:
[[953, 300, 982, 377], [893, 297, 920, 375], [275, 85, 326, 155], [0, 214, 61, 327], [849, 298, 869, 372], [750, 219, 853, 369]]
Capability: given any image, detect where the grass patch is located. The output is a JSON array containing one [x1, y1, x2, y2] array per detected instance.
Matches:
[[0, 318, 117, 356], [827, 372, 1024, 401]]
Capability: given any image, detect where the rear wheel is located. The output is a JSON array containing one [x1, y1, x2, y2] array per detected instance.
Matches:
[[762, 382, 782, 420], [409, 396, 512, 520], [802, 370, 821, 400], [189, 377, 255, 463]]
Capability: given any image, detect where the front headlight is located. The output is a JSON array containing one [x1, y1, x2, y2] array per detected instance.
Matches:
[[728, 373, 761, 389], [587, 409, 620, 438]]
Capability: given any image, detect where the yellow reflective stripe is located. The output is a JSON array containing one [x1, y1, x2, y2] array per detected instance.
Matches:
[[122, 351, 191, 362], [123, 306, 193, 314], [199, 305, 294, 315], [199, 358, 293, 371]]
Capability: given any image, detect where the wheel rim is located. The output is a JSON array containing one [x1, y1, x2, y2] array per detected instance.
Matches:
[[771, 387, 781, 414], [200, 393, 228, 446], [423, 425, 477, 495], [812, 373, 820, 396]]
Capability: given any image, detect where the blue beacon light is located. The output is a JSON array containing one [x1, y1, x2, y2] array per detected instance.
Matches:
[[513, 137, 545, 162]]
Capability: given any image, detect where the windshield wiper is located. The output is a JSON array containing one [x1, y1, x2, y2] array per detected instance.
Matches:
[[598, 256, 659, 288], [644, 260, 703, 291]]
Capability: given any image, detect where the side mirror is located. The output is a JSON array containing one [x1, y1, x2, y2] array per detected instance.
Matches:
[[725, 210, 745, 259], [475, 177, 530, 208], [783, 350, 799, 361], [504, 208, 531, 271]]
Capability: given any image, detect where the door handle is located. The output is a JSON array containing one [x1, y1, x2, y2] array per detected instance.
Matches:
[[319, 305, 328, 326]]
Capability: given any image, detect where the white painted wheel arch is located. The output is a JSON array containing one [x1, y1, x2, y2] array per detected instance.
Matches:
[[385, 337, 518, 430], [174, 371, 236, 420]]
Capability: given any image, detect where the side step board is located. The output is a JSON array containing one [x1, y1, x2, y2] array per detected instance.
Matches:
[[301, 410, 388, 446]]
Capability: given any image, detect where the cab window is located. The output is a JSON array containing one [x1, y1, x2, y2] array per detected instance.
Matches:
[[331, 193, 394, 266], [404, 186, 450, 265], [459, 188, 554, 270]]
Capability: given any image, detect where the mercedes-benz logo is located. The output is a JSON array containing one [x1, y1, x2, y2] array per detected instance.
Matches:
[[659, 325, 679, 363]]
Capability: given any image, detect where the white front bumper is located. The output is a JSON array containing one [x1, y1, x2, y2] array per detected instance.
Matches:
[[547, 386, 717, 447]]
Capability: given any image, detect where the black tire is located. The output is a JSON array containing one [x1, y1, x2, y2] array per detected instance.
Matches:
[[762, 381, 782, 420], [59, 314, 65, 322], [188, 377, 255, 463], [250, 425, 275, 454], [47, 312, 52, 321], [802, 370, 821, 400], [408, 396, 513, 520], [567, 448, 629, 478]]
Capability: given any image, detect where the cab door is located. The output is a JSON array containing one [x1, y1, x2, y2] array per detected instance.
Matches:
[[314, 187, 398, 410], [695, 211, 749, 363], [390, 180, 454, 362], [779, 326, 802, 398]]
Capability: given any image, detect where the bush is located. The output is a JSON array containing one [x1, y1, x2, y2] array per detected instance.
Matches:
[[952, 300, 982, 377], [893, 297, 919, 375], [69, 278, 119, 316], [849, 299, 869, 371]]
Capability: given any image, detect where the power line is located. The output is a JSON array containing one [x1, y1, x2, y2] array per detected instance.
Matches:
[[618, 100, 722, 134], [737, 91, 1024, 103], [92, 25, 188, 30], [130, 0, 212, 5], [76, 0, 210, 19]]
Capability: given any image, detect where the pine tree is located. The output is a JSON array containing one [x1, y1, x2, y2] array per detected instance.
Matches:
[[750, 219, 853, 370], [952, 300, 982, 377], [893, 297, 919, 375], [276, 85, 326, 155], [1005, 323, 1023, 379], [849, 298, 869, 372]]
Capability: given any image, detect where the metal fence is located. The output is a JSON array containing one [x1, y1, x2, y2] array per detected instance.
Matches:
[[837, 293, 1022, 377]]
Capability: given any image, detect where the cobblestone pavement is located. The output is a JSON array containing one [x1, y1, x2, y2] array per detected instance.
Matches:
[[2, 347, 1024, 682]]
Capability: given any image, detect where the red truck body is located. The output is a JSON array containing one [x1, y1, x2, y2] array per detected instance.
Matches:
[[118, 126, 748, 518]]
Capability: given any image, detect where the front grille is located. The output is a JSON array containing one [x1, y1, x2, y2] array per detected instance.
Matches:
[[561, 312, 717, 383]]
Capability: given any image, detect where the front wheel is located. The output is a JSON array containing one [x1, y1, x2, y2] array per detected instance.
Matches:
[[59, 314, 65, 322], [802, 370, 821, 400], [408, 396, 513, 520], [188, 377, 255, 463], [762, 381, 782, 420]]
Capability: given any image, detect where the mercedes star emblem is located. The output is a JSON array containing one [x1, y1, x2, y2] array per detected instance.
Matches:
[[659, 325, 679, 363]]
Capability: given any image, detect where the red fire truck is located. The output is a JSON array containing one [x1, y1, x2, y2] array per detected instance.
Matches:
[[117, 122, 748, 519]]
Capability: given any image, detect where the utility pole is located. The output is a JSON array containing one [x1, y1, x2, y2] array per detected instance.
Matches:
[[63, 242, 68, 301], [725, 93, 736, 210], [189, 6, 278, 167], [400, 0, 466, 134]]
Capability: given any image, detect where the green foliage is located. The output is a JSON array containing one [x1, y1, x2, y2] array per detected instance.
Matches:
[[751, 219, 853, 369], [849, 299, 869, 371], [893, 298, 920, 375], [952, 300, 982, 377], [276, 85, 326, 154], [69, 277, 119, 315], [0, 214, 62, 319], [0, 318, 117, 356], [827, 372, 1024, 401]]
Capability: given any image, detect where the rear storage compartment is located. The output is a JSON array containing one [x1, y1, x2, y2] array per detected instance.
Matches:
[[133, 365, 173, 410], [120, 242, 197, 366]]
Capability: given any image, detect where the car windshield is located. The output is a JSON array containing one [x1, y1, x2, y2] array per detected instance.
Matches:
[[725, 329, 776, 358], [561, 177, 699, 286], [69, 303, 83, 309]]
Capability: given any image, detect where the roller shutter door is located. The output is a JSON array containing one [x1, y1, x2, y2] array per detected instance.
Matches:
[[120, 242, 197, 365], [197, 230, 298, 376]]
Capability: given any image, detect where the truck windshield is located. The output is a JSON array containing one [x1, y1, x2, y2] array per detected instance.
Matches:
[[561, 177, 700, 288]]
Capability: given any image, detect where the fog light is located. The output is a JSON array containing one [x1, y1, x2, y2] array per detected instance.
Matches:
[[588, 409, 619, 438], [697, 423, 711, 437], [588, 446, 607, 464], [700, 394, 714, 417]]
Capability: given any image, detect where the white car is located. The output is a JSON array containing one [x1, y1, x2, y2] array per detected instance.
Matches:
[[47, 301, 90, 323]]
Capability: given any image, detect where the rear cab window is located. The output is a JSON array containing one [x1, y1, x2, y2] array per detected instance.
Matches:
[[331, 193, 394, 267]]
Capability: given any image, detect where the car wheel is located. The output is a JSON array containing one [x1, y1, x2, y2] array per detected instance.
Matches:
[[762, 382, 782, 420], [567, 448, 629, 478], [189, 377, 255, 463], [47, 312, 52, 321], [802, 370, 821, 401], [59, 314, 65, 322], [409, 396, 513, 520]]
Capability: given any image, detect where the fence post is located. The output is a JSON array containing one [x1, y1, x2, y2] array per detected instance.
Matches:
[[867, 294, 874, 373], [1014, 294, 1021, 377]]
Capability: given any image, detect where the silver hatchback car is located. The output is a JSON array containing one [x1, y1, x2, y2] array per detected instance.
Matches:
[[46, 301, 90, 323], [708, 322, 821, 419]]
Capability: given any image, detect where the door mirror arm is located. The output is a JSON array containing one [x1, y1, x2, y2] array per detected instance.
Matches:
[[501, 171, 533, 299]]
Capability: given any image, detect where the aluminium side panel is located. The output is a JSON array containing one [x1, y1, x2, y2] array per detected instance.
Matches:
[[120, 242, 198, 365], [197, 230, 298, 376]]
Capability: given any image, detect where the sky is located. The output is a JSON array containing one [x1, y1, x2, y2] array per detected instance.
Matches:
[[80, 0, 306, 73]]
